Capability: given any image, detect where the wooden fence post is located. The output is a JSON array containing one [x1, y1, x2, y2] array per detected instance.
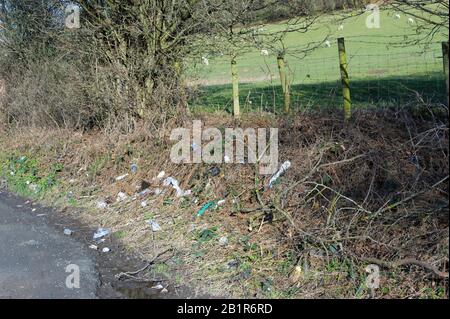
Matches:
[[338, 37, 351, 120], [231, 57, 240, 119], [0, 78, 5, 129], [277, 54, 290, 114], [442, 42, 449, 106]]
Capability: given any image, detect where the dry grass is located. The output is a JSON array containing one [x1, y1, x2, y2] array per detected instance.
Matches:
[[0, 108, 448, 299]]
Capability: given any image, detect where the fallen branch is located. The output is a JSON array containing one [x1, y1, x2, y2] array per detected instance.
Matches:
[[358, 256, 449, 279], [115, 248, 172, 280]]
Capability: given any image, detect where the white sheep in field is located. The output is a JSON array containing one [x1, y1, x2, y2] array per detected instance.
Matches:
[[324, 40, 331, 48], [408, 17, 415, 24], [261, 49, 269, 56], [338, 25, 344, 31], [394, 13, 401, 19], [201, 56, 209, 66]]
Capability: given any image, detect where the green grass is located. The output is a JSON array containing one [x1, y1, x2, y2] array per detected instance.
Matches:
[[189, 9, 448, 113], [0, 154, 61, 198]]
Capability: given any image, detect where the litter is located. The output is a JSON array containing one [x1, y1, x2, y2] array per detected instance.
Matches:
[[289, 266, 303, 284], [157, 171, 165, 180], [36, 214, 46, 217], [154, 188, 162, 195], [217, 199, 226, 206], [131, 164, 138, 173], [148, 220, 162, 232], [97, 200, 108, 209], [209, 167, 220, 177], [102, 247, 111, 253], [93, 228, 109, 240], [163, 177, 191, 197], [152, 284, 164, 289], [224, 155, 231, 163], [138, 189, 150, 196], [141, 201, 148, 208], [89, 244, 98, 250], [227, 260, 239, 269], [268, 161, 291, 189], [115, 174, 129, 181], [116, 192, 128, 202], [161, 288, 169, 294], [18, 156, 27, 163], [197, 201, 216, 217], [219, 236, 228, 246], [63, 228, 73, 236], [183, 190, 192, 196]]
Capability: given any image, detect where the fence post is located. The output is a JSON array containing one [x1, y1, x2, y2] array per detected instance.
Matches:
[[277, 54, 290, 114], [338, 37, 351, 120], [231, 57, 240, 119], [442, 42, 449, 106]]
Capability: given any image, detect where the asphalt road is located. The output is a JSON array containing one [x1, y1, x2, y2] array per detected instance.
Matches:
[[0, 191, 99, 299]]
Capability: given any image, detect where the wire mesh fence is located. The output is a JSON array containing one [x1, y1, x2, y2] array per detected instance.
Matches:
[[190, 40, 447, 114]]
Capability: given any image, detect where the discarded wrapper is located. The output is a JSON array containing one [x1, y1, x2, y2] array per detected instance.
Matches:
[[197, 201, 216, 217], [115, 174, 129, 181], [148, 220, 162, 232]]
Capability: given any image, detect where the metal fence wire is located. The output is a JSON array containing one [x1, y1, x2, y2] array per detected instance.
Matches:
[[191, 40, 447, 114]]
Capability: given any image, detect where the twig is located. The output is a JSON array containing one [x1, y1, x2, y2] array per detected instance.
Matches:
[[357, 256, 449, 279], [374, 176, 449, 216], [115, 248, 172, 280]]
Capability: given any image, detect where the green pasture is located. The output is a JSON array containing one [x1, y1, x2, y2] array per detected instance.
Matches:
[[189, 9, 448, 113]]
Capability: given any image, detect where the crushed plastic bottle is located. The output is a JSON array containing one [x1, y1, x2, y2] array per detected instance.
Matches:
[[93, 228, 109, 240], [268, 161, 292, 189]]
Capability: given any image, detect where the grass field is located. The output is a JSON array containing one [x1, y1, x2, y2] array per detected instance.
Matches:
[[189, 9, 448, 113]]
